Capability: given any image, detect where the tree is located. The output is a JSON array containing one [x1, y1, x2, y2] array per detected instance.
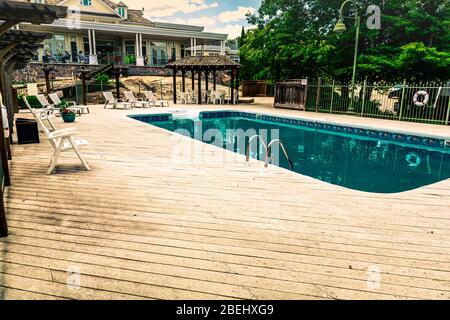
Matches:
[[239, 0, 450, 83]]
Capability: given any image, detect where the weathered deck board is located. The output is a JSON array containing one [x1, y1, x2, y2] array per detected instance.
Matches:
[[1, 103, 449, 300]]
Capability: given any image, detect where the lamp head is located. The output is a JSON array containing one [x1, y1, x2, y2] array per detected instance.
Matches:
[[333, 18, 347, 33]]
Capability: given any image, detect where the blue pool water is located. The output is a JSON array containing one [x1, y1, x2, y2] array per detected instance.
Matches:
[[131, 111, 450, 193]]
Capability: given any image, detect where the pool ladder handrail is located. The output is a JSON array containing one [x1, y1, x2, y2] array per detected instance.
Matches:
[[245, 135, 268, 163], [245, 135, 293, 170], [266, 139, 293, 170]]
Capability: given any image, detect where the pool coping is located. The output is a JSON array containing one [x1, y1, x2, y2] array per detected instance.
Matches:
[[128, 110, 450, 151]]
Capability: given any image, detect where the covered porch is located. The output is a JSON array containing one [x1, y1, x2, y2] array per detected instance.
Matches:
[[20, 20, 228, 67]]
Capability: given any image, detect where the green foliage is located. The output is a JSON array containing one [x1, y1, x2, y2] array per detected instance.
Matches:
[[57, 99, 76, 116], [94, 73, 111, 84], [17, 95, 41, 109], [240, 0, 450, 83]]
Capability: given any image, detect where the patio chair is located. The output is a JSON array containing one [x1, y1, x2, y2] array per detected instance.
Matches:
[[187, 91, 198, 104], [36, 94, 60, 115], [23, 96, 91, 175], [23, 95, 57, 132], [124, 91, 151, 108], [210, 91, 225, 105], [143, 91, 170, 107], [103, 91, 133, 109], [179, 92, 189, 104], [48, 93, 90, 114]]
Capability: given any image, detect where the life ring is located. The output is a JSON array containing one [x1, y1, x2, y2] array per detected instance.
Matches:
[[406, 152, 421, 167], [413, 90, 429, 107]]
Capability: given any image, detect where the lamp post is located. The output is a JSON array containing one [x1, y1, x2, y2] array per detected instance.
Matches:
[[333, 0, 360, 113]]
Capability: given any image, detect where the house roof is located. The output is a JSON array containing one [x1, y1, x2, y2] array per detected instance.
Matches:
[[167, 56, 241, 69], [17, 0, 154, 26]]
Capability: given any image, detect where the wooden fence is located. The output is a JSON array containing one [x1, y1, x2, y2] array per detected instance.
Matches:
[[274, 79, 308, 110]]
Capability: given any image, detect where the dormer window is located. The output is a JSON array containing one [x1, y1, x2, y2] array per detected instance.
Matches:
[[80, 0, 92, 6], [117, 7, 127, 18], [116, 1, 128, 19]]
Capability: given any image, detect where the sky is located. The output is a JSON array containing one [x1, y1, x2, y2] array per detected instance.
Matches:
[[124, 0, 262, 39]]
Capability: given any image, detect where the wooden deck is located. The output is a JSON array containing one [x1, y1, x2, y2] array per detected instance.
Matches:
[[1, 102, 450, 300]]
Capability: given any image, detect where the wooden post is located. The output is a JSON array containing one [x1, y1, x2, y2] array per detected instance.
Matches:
[[0, 194, 7, 237], [181, 69, 186, 92], [0, 63, 10, 187], [172, 68, 177, 104], [205, 70, 209, 92], [315, 77, 321, 112], [213, 69, 216, 91], [80, 70, 88, 106], [115, 73, 121, 100], [236, 69, 239, 104], [43, 65, 53, 94], [191, 69, 195, 90], [198, 69, 202, 105], [230, 69, 235, 104]]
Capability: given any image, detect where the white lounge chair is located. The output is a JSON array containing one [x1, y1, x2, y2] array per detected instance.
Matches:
[[143, 91, 170, 107], [124, 91, 151, 108], [48, 93, 90, 114], [103, 91, 133, 109], [23, 96, 91, 175], [36, 94, 60, 115]]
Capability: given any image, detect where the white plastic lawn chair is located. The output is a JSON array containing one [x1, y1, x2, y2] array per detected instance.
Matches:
[[143, 91, 170, 107], [23, 96, 57, 132], [36, 94, 60, 115], [124, 91, 151, 108], [179, 92, 189, 104], [187, 91, 198, 104], [103, 91, 133, 109], [211, 91, 224, 105], [48, 93, 90, 114], [23, 96, 91, 175]]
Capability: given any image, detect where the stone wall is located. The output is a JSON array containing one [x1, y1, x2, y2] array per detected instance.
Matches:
[[12, 62, 171, 83]]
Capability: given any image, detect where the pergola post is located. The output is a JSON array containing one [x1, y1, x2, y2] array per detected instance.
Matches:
[[236, 69, 240, 104], [181, 69, 186, 92], [230, 69, 235, 105], [205, 69, 209, 93], [197, 69, 202, 104], [213, 69, 217, 91], [191, 69, 195, 90], [172, 68, 177, 104]]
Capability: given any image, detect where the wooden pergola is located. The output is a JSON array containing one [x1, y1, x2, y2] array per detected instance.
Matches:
[[0, 0, 67, 237], [166, 56, 241, 105]]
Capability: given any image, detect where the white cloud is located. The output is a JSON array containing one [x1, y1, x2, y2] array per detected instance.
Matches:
[[217, 6, 256, 23], [172, 16, 217, 27], [210, 24, 247, 39], [125, 0, 219, 18]]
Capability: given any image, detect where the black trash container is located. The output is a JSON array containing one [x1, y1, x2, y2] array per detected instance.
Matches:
[[15, 118, 40, 145]]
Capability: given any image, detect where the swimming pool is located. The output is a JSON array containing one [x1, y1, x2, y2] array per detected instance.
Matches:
[[130, 111, 450, 193]]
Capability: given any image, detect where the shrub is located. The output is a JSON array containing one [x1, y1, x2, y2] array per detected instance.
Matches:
[[17, 94, 43, 109]]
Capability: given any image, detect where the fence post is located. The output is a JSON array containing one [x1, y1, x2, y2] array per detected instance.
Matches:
[[360, 78, 367, 116], [330, 80, 335, 113], [398, 79, 407, 121], [315, 77, 321, 112], [445, 94, 450, 126]]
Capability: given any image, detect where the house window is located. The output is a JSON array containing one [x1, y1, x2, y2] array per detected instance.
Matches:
[[42, 34, 66, 63], [80, 0, 92, 6], [31, 0, 45, 3], [117, 7, 127, 18], [124, 40, 136, 64]]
